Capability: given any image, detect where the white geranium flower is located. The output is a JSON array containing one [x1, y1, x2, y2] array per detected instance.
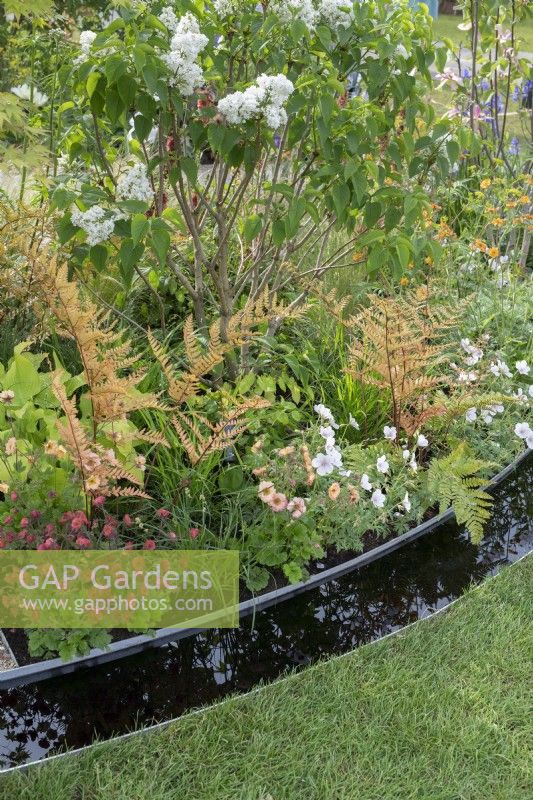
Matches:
[[526, 434, 533, 449], [465, 407, 477, 422], [348, 414, 359, 430], [376, 455, 389, 474], [409, 455, 418, 473], [401, 492, 411, 513], [481, 411, 494, 424], [516, 360, 530, 375], [324, 444, 343, 467], [319, 425, 335, 441], [490, 359, 512, 378], [314, 403, 339, 429], [402, 449, 410, 460], [360, 473, 372, 491], [311, 452, 335, 476], [371, 488, 386, 509], [487, 404, 504, 414], [514, 422, 531, 440], [416, 434, 429, 448], [383, 426, 397, 441], [529, 385, 533, 398]]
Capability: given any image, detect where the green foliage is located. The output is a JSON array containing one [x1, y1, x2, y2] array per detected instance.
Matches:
[[27, 627, 112, 661], [426, 444, 495, 544]]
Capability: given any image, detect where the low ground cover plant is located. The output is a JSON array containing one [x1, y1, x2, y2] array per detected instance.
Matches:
[[0, 0, 531, 659]]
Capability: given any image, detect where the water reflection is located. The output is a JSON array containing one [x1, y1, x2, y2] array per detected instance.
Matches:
[[1, 454, 531, 768]]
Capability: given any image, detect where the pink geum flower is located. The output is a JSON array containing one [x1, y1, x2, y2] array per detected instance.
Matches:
[[38, 537, 59, 550], [189, 528, 200, 539], [287, 497, 306, 519], [269, 492, 288, 512], [123, 541, 134, 550], [143, 539, 157, 550], [76, 536, 91, 549], [10, 491, 18, 501], [123, 514, 133, 527], [19, 517, 29, 528], [167, 531, 177, 540], [70, 514, 88, 531], [155, 508, 171, 519], [93, 495, 106, 507], [30, 509, 41, 520], [102, 523, 116, 539], [257, 481, 275, 502]]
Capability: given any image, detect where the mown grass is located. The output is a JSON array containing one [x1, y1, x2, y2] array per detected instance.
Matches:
[[1, 555, 532, 800], [434, 13, 533, 52]]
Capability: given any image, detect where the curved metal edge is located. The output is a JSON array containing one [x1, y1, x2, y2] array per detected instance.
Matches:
[[1, 448, 530, 691]]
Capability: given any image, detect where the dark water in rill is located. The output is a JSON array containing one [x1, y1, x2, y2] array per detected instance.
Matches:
[[0, 454, 531, 770]]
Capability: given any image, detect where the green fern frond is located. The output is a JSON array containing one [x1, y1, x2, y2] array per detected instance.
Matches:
[[427, 443, 495, 544]]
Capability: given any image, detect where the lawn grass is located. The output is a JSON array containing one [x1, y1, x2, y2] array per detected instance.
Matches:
[[433, 13, 533, 53], [1, 555, 532, 800]]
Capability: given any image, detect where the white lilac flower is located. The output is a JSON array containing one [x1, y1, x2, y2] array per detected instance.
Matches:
[[270, 0, 317, 30], [516, 360, 530, 375], [514, 422, 531, 440], [371, 488, 386, 509], [376, 455, 389, 474], [490, 359, 512, 378], [71, 205, 116, 246], [318, 0, 354, 29], [11, 84, 48, 107], [160, 6, 179, 31], [348, 414, 359, 430], [116, 163, 153, 203], [314, 403, 339, 429], [416, 434, 429, 448], [465, 407, 477, 422], [218, 73, 294, 130], [401, 492, 411, 513], [79, 30, 97, 54], [311, 452, 336, 476], [162, 13, 208, 96], [360, 473, 372, 491], [402, 449, 410, 460], [212, 0, 240, 15], [383, 425, 397, 441]]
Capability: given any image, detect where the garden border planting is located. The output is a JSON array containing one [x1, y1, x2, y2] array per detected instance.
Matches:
[[1, 448, 529, 691]]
